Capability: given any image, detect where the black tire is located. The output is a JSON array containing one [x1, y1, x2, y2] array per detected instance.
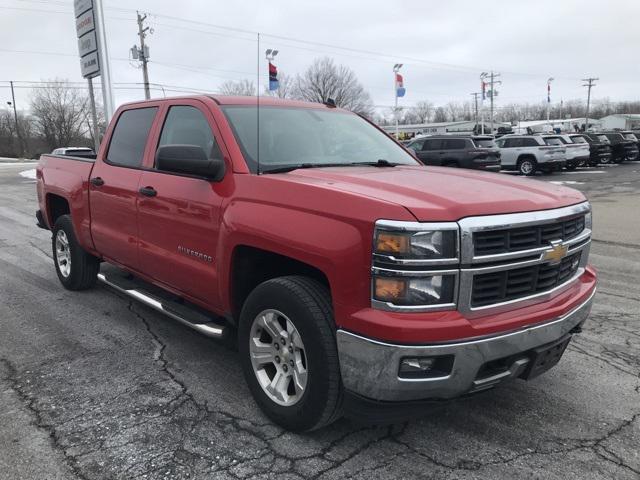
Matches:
[[517, 157, 536, 176], [52, 215, 100, 290], [238, 276, 343, 431]]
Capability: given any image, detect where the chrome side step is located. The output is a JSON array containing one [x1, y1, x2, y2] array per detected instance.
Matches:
[[97, 272, 226, 339]]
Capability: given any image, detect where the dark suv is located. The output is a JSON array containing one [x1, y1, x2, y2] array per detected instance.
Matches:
[[597, 132, 639, 163], [406, 135, 501, 171], [569, 133, 612, 166]]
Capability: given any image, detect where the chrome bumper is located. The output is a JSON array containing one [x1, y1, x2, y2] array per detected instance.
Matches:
[[337, 289, 595, 402]]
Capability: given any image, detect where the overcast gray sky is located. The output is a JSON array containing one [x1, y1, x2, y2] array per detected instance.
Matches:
[[1, 0, 639, 115]]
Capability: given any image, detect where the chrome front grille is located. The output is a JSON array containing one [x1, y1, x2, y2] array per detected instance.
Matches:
[[458, 202, 592, 316], [471, 252, 582, 307], [473, 215, 585, 256]]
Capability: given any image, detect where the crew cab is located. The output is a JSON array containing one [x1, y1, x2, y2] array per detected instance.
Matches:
[[405, 135, 501, 171], [541, 134, 590, 170], [35, 96, 596, 431], [569, 133, 612, 166], [495, 134, 566, 175]]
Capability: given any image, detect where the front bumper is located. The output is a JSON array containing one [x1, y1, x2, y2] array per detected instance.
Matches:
[[337, 288, 594, 402]]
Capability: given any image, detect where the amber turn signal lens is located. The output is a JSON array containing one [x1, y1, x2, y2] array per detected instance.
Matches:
[[376, 232, 409, 254], [374, 277, 406, 301]]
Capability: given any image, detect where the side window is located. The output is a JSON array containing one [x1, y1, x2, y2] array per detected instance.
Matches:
[[106, 107, 158, 167], [157, 106, 222, 162], [503, 138, 519, 148], [423, 139, 442, 150], [408, 140, 424, 151], [443, 138, 466, 150], [521, 138, 539, 147]]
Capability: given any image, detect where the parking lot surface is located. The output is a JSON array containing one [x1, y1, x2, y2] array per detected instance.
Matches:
[[0, 162, 638, 479]]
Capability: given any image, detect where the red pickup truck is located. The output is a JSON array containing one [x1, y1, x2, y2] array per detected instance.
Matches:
[[36, 96, 596, 431]]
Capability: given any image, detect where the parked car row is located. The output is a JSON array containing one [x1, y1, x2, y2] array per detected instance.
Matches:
[[404, 130, 639, 176]]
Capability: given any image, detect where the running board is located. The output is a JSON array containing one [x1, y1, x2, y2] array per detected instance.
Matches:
[[97, 272, 226, 339]]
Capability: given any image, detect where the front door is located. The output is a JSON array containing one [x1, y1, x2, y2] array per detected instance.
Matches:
[[90, 106, 160, 269], [137, 101, 228, 306]]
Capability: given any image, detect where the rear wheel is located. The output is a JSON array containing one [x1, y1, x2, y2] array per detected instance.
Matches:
[[517, 157, 536, 176], [238, 276, 343, 431], [52, 215, 99, 290]]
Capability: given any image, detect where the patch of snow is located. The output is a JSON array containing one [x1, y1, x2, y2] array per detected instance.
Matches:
[[19, 169, 37, 180]]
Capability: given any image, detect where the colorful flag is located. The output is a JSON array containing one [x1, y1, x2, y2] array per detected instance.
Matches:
[[269, 62, 279, 91], [396, 73, 406, 97], [547, 82, 551, 103], [481, 80, 486, 100]]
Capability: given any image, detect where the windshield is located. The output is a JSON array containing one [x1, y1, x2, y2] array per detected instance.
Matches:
[[570, 136, 587, 143], [473, 138, 495, 148], [597, 134, 609, 143], [544, 137, 563, 146], [623, 133, 638, 141], [222, 106, 419, 173]]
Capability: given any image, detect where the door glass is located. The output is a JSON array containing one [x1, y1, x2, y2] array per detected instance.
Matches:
[[443, 138, 466, 150], [106, 107, 158, 167], [158, 106, 222, 162]]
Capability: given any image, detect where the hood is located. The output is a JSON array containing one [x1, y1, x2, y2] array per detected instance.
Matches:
[[284, 165, 586, 222]]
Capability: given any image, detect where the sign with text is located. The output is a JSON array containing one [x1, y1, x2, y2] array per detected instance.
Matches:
[[80, 51, 100, 78], [75, 0, 100, 79], [77, 30, 97, 57], [74, 0, 92, 17]]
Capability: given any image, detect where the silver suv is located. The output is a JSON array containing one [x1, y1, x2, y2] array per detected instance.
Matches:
[[495, 135, 566, 175]]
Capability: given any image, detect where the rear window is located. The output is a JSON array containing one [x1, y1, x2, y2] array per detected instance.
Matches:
[[106, 107, 158, 168], [570, 136, 588, 143], [597, 134, 609, 142], [544, 137, 563, 146], [473, 138, 495, 148], [623, 133, 638, 141]]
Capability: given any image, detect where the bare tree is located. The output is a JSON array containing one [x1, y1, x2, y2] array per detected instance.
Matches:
[[433, 107, 447, 123], [30, 80, 90, 150], [410, 101, 434, 123], [219, 79, 257, 96], [264, 72, 295, 99], [294, 57, 374, 117]]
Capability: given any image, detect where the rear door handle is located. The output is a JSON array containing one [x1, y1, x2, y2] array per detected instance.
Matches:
[[139, 186, 157, 197], [90, 177, 104, 186]]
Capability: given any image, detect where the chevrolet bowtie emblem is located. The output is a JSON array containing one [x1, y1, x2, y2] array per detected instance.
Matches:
[[542, 240, 568, 264]]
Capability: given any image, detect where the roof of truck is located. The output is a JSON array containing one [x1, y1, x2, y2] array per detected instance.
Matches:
[[119, 95, 346, 111]]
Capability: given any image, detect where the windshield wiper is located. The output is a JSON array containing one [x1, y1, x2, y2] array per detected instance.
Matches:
[[261, 162, 351, 174], [350, 159, 400, 167]]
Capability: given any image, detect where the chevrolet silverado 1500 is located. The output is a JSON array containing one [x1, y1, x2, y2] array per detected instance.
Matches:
[[36, 96, 596, 431]]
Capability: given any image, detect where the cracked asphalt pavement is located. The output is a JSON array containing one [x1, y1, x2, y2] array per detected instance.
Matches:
[[0, 161, 638, 479]]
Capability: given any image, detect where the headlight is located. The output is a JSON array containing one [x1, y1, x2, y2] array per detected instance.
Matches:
[[372, 221, 460, 311], [374, 223, 458, 261], [373, 275, 456, 306], [585, 209, 592, 230]]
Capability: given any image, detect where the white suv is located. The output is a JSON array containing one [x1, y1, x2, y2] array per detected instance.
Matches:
[[541, 134, 590, 170], [495, 135, 566, 175]]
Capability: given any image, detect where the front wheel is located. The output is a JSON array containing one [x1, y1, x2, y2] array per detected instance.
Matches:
[[517, 158, 536, 176], [52, 215, 99, 290], [238, 276, 343, 431]]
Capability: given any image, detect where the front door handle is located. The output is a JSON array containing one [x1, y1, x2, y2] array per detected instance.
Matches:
[[90, 177, 104, 186], [139, 186, 157, 197]]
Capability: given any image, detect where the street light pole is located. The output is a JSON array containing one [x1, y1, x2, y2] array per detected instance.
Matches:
[[393, 63, 403, 139], [479, 72, 488, 135]]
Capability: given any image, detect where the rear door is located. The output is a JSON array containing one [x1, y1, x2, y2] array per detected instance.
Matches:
[[89, 105, 160, 269], [420, 138, 443, 165], [441, 138, 466, 165], [497, 137, 521, 166], [136, 100, 229, 306]]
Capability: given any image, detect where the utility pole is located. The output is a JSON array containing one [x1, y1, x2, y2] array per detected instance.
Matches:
[[582, 77, 598, 132], [9, 81, 24, 158], [135, 11, 151, 100], [87, 78, 100, 152], [546, 77, 554, 126], [488, 71, 501, 136], [479, 72, 488, 134], [470, 92, 480, 127]]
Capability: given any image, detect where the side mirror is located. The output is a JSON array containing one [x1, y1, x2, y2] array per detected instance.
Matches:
[[155, 144, 225, 181]]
